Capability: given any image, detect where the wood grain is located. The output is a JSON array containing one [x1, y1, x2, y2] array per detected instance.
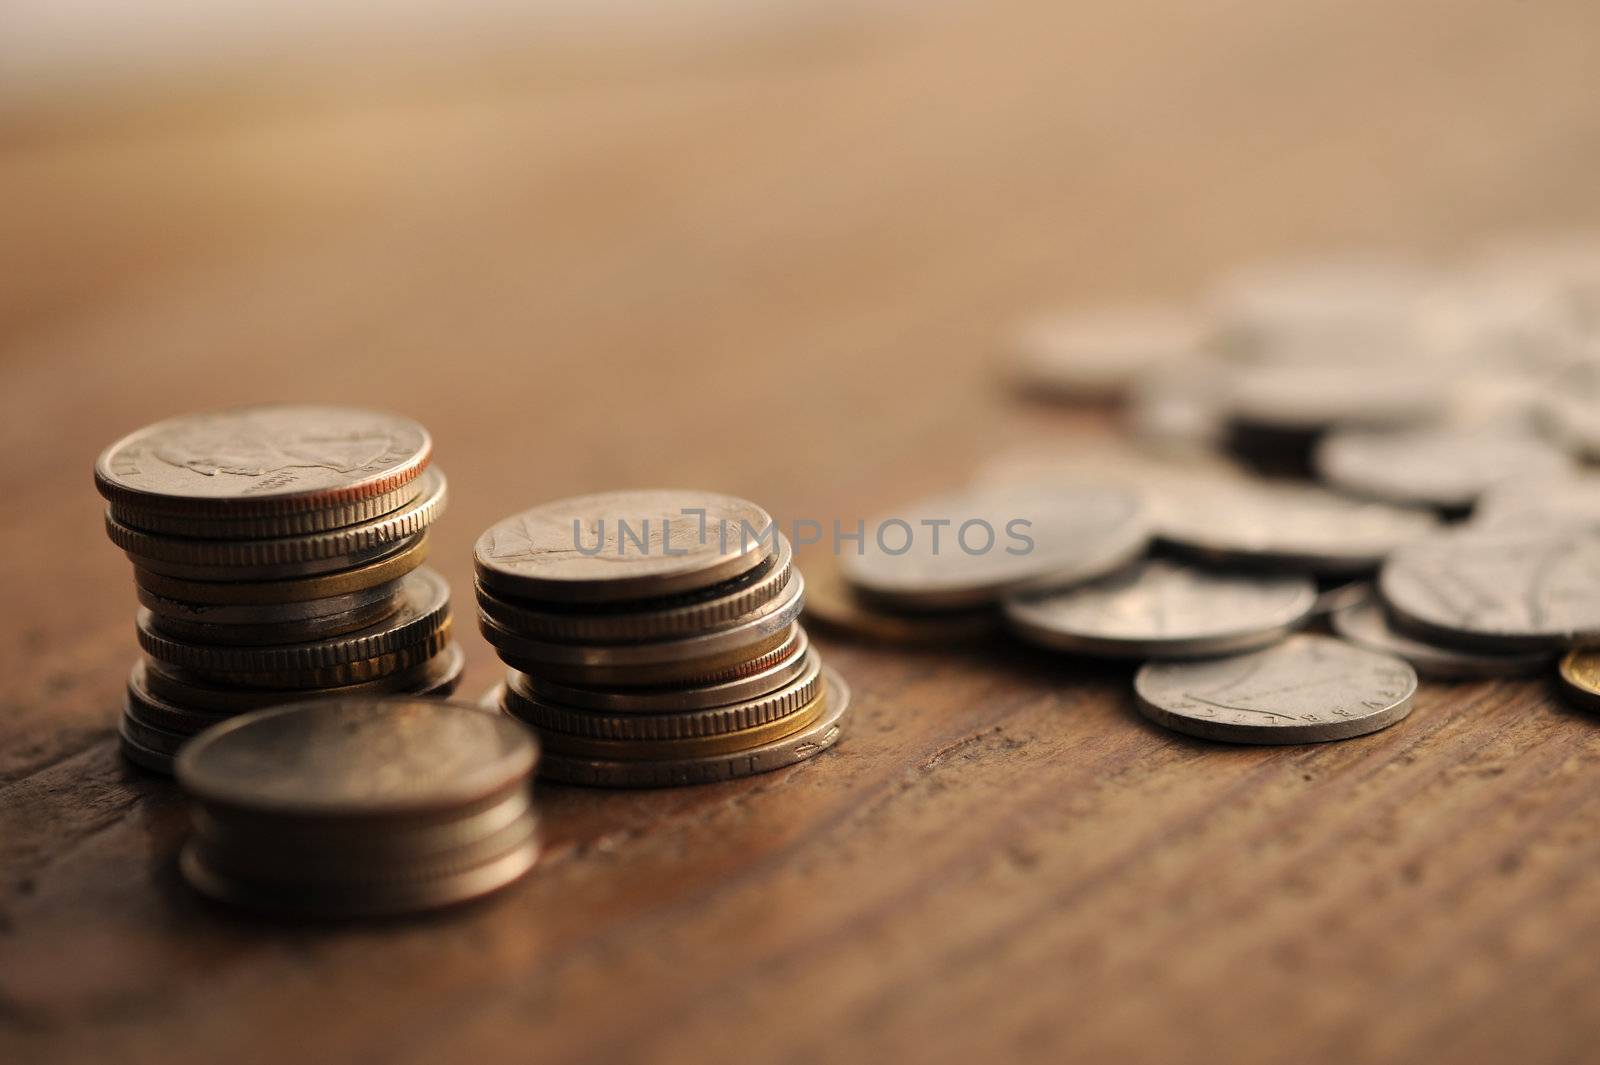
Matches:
[[4, 2, 1600, 1062]]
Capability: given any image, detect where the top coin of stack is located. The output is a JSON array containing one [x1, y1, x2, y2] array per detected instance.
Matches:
[[95, 405, 464, 772], [475, 491, 849, 787]]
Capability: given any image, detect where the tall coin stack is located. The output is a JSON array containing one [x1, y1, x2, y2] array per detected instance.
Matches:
[[95, 405, 464, 773], [475, 491, 850, 787]]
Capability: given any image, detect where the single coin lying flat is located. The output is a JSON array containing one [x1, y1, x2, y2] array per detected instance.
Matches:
[[1314, 425, 1571, 511], [1330, 593, 1551, 680], [1133, 634, 1417, 744]]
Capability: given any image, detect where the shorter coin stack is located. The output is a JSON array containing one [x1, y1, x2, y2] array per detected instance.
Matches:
[[95, 405, 463, 773], [175, 698, 539, 917], [475, 491, 849, 787]]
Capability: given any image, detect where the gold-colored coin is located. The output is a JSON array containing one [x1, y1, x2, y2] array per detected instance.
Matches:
[[133, 534, 429, 605], [802, 552, 999, 646], [534, 687, 827, 761], [1558, 648, 1600, 712]]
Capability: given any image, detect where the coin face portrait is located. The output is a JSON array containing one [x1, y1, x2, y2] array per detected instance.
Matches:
[[96, 405, 431, 509]]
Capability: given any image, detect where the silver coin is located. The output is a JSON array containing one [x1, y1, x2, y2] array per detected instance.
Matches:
[[1134, 634, 1417, 744], [1154, 475, 1437, 575], [136, 579, 402, 626], [1223, 362, 1443, 434], [1004, 560, 1315, 659], [142, 595, 400, 647], [105, 468, 447, 571], [1308, 580, 1372, 619], [840, 483, 1149, 611], [176, 698, 538, 817], [1125, 359, 1230, 454], [1314, 426, 1572, 511], [1330, 594, 1551, 680], [1379, 528, 1600, 651], [109, 478, 424, 540], [1211, 257, 1432, 362], [125, 531, 426, 583], [511, 627, 812, 712], [480, 570, 803, 669], [476, 534, 793, 644], [1009, 305, 1205, 401], [475, 491, 775, 603], [96, 405, 431, 517], [1472, 474, 1600, 532], [136, 568, 451, 675], [523, 666, 850, 788]]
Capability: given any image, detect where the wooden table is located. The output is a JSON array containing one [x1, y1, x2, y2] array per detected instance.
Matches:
[[5, 2, 1600, 1061]]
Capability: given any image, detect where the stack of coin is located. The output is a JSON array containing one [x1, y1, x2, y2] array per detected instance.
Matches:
[[475, 491, 849, 787], [95, 405, 464, 773], [175, 698, 539, 917]]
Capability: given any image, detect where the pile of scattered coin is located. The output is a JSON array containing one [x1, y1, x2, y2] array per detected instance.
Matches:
[[95, 405, 463, 773], [175, 698, 539, 916], [475, 491, 849, 786], [819, 239, 1600, 742]]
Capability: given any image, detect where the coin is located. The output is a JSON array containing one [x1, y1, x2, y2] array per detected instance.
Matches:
[[1314, 426, 1572, 511], [95, 405, 431, 518], [527, 666, 850, 787], [136, 579, 402, 626], [109, 478, 423, 540], [176, 698, 538, 816], [1309, 580, 1372, 618], [105, 467, 447, 570], [511, 626, 811, 712], [137, 569, 451, 675], [475, 491, 775, 603], [1009, 305, 1205, 401], [499, 623, 798, 689], [506, 650, 822, 739], [1211, 257, 1431, 361], [1222, 363, 1443, 434], [1154, 475, 1437, 575], [1133, 634, 1417, 744], [1472, 474, 1600, 532], [476, 534, 793, 644], [840, 483, 1149, 611], [1379, 529, 1600, 650], [800, 550, 998, 645], [1004, 560, 1315, 659], [132, 533, 429, 604], [1557, 649, 1600, 713], [1330, 594, 1551, 679]]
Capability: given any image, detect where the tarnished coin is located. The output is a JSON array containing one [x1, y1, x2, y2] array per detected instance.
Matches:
[[477, 535, 793, 644], [525, 666, 851, 788], [1379, 529, 1600, 650], [1472, 474, 1600, 532], [138, 569, 451, 676], [512, 626, 811, 712], [840, 483, 1149, 611], [176, 698, 537, 816], [1331, 594, 1552, 680], [476, 491, 775, 603], [1154, 475, 1437, 575], [1134, 634, 1417, 744], [1314, 426, 1572, 511], [95, 405, 431, 518], [143, 595, 400, 646], [1557, 649, 1600, 713], [801, 550, 998, 645], [132, 533, 429, 605], [1004, 560, 1315, 659], [106, 467, 447, 571], [1009, 305, 1205, 401]]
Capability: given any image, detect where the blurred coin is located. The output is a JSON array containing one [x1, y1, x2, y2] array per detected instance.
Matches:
[[106, 467, 446, 572], [1309, 579, 1372, 618], [1125, 359, 1230, 455], [1222, 363, 1442, 435], [132, 533, 429, 604], [1005, 560, 1315, 658], [1211, 256, 1431, 361], [841, 483, 1149, 611], [1331, 594, 1551, 679], [1154, 475, 1436, 575], [95, 404, 431, 520], [528, 666, 850, 788], [1009, 305, 1205, 401], [1379, 529, 1600, 650], [1134, 634, 1417, 744], [1314, 426, 1571, 511], [476, 491, 774, 603], [1557, 649, 1600, 713], [477, 535, 793, 644], [1472, 474, 1600, 531], [802, 550, 998, 645]]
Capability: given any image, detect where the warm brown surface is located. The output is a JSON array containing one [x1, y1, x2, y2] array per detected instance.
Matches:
[[5, 2, 1600, 1062]]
